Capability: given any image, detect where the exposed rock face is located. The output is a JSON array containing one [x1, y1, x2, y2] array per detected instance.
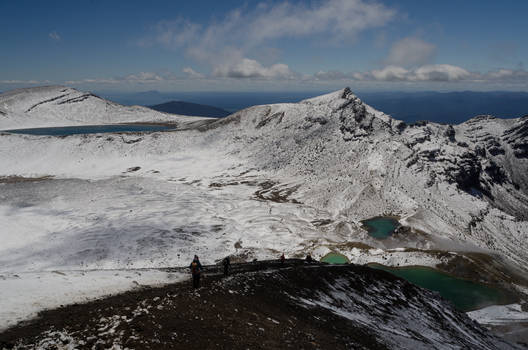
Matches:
[[504, 116, 528, 159]]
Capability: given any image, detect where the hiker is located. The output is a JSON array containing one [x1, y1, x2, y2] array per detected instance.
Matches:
[[280, 253, 285, 265], [189, 255, 203, 289], [305, 254, 313, 263], [223, 256, 231, 277]]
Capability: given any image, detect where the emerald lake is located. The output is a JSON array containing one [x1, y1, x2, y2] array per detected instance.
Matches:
[[321, 252, 349, 264], [362, 217, 399, 239], [370, 264, 515, 311]]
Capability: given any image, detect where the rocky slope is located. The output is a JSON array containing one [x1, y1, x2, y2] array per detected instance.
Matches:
[[0, 262, 519, 350]]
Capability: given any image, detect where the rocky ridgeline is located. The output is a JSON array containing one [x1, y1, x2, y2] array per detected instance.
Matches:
[[0, 262, 518, 349]]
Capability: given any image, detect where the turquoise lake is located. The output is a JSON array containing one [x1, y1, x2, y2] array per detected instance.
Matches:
[[321, 252, 349, 264], [362, 217, 399, 239], [370, 264, 515, 311]]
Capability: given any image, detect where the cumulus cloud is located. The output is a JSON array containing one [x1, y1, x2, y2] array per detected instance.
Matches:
[[123, 72, 164, 83], [58, 66, 528, 88], [412, 64, 471, 81], [385, 37, 436, 68], [370, 65, 410, 81], [182, 67, 205, 79], [315, 64, 475, 82], [49, 31, 61, 41], [213, 58, 296, 79]]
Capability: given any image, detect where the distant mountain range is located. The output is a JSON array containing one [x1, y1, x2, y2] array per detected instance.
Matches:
[[99, 90, 528, 124], [148, 101, 230, 118]]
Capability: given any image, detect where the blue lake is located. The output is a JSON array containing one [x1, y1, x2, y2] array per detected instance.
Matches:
[[2, 124, 176, 136]]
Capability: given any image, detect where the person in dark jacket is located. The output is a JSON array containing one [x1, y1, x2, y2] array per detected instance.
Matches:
[[189, 255, 203, 289], [280, 253, 285, 265], [222, 256, 231, 277]]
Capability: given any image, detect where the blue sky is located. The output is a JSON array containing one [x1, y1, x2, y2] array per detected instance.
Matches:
[[1, 0, 527, 92]]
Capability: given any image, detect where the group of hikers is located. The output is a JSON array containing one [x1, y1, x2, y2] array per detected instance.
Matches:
[[189, 255, 231, 288], [189, 253, 314, 289]]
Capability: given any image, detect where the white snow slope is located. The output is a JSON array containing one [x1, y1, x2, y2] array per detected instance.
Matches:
[[1, 86, 527, 331], [0, 85, 213, 129]]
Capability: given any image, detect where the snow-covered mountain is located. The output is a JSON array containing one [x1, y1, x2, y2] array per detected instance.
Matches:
[[1, 86, 527, 339], [0, 86, 213, 129], [1, 86, 527, 269], [201, 88, 528, 270]]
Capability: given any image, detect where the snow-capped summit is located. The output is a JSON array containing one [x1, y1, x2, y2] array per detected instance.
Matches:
[[0, 86, 210, 129], [198, 87, 528, 271]]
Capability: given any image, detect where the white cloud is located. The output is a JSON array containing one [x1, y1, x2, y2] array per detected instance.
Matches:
[[371, 65, 410, 81], [47, 67, 528, 89], [142, 0, 395, 52], [213, 58, 296, 79], [244, 0, 396, 43], [49, 31, 61, 41], [182, 67, 205, 79], [123, 72, 164, 83], [385, 37, 436, 68], [485, 68, 528, 81], [315, 64, 475, 82], [411, 64, 471, 81], [139, 0, 396, 77]]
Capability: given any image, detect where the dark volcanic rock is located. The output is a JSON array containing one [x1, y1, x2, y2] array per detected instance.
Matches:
[[0, 261, 515, 350]]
